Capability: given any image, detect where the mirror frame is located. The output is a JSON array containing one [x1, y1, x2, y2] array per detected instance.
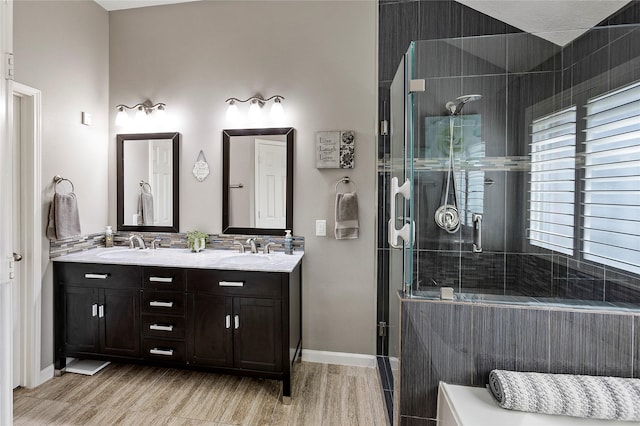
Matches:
[[116, 132, 180, 233], [222, 127, 294, 236]]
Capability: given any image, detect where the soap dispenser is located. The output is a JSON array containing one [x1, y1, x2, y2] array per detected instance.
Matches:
[[105, 226, 113, 248], [284, 230, 293, 255]]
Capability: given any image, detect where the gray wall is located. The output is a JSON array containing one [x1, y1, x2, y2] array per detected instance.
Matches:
[[16, 0, 378, 368], [14, 0, 109, 368]]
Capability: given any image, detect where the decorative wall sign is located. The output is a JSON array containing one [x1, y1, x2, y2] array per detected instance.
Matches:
[[192, 150, 210, 181], [316, 130, 355, 169]]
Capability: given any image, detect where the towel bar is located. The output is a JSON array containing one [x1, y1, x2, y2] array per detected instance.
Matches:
[[53, 175, 74, 193], [335, 176, 357, 193]]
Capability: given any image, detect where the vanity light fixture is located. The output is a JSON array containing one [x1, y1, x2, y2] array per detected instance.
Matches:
[[115, 100, 166, 127], [225, 94, 285, 122]]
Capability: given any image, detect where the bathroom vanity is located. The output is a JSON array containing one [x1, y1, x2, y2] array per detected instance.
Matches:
[[53, 248, 303, 402]]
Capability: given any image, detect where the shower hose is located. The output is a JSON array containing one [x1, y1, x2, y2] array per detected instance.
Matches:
[[434, 116, 461, 233]]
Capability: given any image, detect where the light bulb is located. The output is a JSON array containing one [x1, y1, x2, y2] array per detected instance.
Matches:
[[248, 100, 262, 122], [155, 104, 166, 121], [115, 107, 129, 127], [226, 101, 239, 121], [135, 105, 147, 122], [270, 98, 284, 121]]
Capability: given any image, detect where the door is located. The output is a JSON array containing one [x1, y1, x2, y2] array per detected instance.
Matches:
[[188, 294, 233, 367], [233, 297, 282, 372], [100, 288, 140, 357], [255, 139, 287, 228], [11, 94, 21, 389], [149, 139, 173, 226], [63, 286, 99, 354]]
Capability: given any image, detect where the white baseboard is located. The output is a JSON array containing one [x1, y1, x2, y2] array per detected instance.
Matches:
[[301, 350, 376, 368], [39, 364, 54, 386]]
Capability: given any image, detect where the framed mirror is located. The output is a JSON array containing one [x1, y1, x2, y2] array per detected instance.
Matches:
[[222, 127, 294, 235], [117, 132, 180, 233]]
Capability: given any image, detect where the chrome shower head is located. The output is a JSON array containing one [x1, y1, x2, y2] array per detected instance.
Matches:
[[445, 94, 483, 115]]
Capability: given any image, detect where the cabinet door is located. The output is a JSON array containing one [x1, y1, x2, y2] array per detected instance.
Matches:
[[63, 286, 99, 354], [100, 288, 141, 357], [233, 297, 282, 372], [188, 294, 233, 367]]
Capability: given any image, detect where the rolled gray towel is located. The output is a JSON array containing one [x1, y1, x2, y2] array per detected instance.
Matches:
[[489, 370, 640, 421]]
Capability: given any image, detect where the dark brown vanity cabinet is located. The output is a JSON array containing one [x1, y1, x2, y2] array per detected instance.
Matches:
[[54, 260, 302, 401], [55, 263, 142, 367]]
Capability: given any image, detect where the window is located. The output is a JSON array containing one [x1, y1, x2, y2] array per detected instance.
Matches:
[[529, 106, 577, 255], [583, 82, 640, 275]]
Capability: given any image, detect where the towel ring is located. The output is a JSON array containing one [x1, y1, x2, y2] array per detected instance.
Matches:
[[53, 175, 74, 194], [335, 176, 357, 193], [139, 181, 152, 193]]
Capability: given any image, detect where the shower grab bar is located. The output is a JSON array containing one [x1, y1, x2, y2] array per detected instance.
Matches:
[[472, 213, 483, 253], [388, 176, 414, 248]]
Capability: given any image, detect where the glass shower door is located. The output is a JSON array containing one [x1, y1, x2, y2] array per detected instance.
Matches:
[[387, 43, 416, 361]]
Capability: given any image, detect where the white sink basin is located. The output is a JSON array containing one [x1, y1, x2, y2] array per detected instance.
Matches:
[[217, 254, 274, 265], [95, 249, 154, 260]]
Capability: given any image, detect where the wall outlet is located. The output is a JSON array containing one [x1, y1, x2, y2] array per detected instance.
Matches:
[[315, 219, 326, 236]]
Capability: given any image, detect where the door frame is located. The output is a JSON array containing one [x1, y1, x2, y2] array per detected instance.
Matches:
[[11, 81, 43, 389]]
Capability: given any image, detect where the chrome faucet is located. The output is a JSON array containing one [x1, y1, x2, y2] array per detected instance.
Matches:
[[129, 234, 146, 249], [246, 238, 258, 254], [263, 242, 275, 254], [233, 241, 245, 253], [150, 238, 162, 249]]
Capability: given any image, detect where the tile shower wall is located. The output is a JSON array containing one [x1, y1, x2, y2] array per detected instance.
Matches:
[[400, 298, 639, 425]]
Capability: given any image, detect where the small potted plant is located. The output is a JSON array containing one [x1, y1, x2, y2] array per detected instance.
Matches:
[[186, 230, 209, 253]]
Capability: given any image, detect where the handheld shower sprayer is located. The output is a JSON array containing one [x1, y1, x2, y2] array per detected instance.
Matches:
[[445, 94, 483, 115]]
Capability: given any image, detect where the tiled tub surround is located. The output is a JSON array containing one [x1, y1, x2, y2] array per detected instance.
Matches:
[[49, 232, 305, 259], [398, 295, 640, 426]]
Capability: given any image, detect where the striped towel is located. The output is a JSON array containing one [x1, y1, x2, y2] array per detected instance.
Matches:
[[489, 370, 640, 421]]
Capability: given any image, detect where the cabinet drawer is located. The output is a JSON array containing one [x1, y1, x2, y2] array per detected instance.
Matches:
[[187, 269, 282, 297], [56, 263, 141, 288], [142, 314, 185, 339], [143, 339, 185, 363], [142, 291, 185, 315], [143, 267, 185, 291]]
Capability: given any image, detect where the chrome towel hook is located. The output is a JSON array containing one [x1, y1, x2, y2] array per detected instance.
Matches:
[[335, 176, 357, 193], [53, 175, 75, 194]]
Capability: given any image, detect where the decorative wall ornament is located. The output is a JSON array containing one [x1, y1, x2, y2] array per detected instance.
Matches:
[[315, 130, 355, 169], [192, 150, 210, 182]]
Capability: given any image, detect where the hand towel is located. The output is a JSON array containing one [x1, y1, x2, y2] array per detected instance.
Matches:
[[46, 192, 81, 240], [489, 369, 640, 421], [335, 192, 359, 239], [138, 192, 154, 226]]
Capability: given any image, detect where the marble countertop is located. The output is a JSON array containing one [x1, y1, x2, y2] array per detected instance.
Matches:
[[52, 247, 304, 273]]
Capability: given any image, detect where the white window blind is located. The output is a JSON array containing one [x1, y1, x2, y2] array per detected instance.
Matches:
[[583, 81, 640, 275], [529, 106, 577, 255]]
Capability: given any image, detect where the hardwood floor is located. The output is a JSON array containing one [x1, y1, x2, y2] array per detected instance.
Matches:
[[13, 362, 388, 425]]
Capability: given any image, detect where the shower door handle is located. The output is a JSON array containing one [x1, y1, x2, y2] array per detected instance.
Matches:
[[472, 213, 483, 253], [388, 176, 414, 248]]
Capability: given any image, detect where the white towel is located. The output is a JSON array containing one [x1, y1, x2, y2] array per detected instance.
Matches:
[[46, 192, 81, 240], [137, 192, 154, 226], [335, 192, 359, 239]]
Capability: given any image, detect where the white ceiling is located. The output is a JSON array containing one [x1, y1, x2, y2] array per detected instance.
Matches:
[[457, 0, 633, 45], [94, 0, 633, 46]]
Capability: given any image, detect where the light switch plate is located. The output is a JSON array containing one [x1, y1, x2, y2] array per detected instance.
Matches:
[[82, 111, 92, 126], [315, 220, 326, 236]]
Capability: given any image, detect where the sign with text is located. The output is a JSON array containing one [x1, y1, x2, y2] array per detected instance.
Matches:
[[316, 130, 355, 169]]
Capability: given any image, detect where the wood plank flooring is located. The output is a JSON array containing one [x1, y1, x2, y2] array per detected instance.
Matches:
[[13, 361, 388, 425]]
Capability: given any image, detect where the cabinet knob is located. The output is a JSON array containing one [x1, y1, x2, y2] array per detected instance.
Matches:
[[225, 315, 231, 329], [91, 304, 98, 317], [234, 315, 240, 329], [98, 305, 104, 318]]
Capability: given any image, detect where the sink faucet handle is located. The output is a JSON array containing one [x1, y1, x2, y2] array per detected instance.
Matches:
[[246, 238, 258, 253], [233, 241, 245, 253], [263, 242, 275, 254], [151, 238, 162, 249]]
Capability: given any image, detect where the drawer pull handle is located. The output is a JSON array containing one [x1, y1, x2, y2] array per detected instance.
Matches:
[[149, 301, 174, 308], [219, 281, 244, 287], [85, 273, 108, 279], [149, 277, 173, 283], [150, 348, 174, 356], [91, 304, 98, 317], [149, 324, 174, 332], [98, 305, 104, 318], [234, 314, 240, 329], [225, 314, 231, 329]]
